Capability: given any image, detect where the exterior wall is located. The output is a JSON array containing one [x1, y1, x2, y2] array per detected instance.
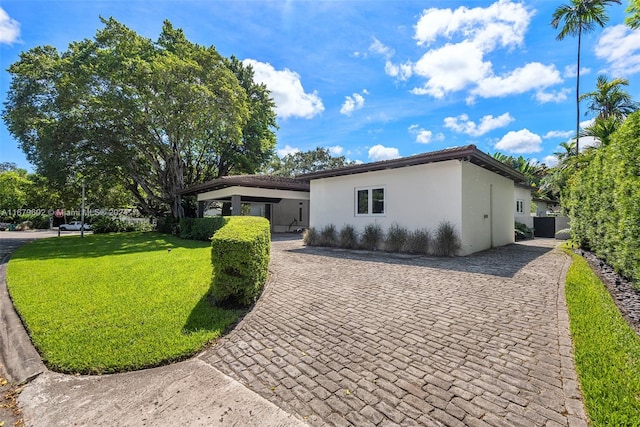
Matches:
[[310, 160, 463, 245], [271, 199, 309, 232], [514, 186, 534, 228], [460, 161, 515, 254]]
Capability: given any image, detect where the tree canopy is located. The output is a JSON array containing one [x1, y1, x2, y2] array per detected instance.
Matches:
[[266, 147, 354, 177], [3, 18, 277, 218]]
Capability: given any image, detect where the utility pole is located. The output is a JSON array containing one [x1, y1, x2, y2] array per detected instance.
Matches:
[[81, 180, 85, 238]]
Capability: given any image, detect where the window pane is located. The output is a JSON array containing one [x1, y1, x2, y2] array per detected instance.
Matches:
[[372, 188, 384, 214], [357, 189, 369, 214]]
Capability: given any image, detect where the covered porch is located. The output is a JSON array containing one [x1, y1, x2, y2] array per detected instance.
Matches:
[[180, 175, 310, 233]]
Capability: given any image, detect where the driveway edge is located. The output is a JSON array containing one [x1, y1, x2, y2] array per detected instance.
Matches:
[[554, 248, 589, 427]]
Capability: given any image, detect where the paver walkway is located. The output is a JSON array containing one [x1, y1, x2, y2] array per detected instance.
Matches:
[[201, 237, 586, 427]]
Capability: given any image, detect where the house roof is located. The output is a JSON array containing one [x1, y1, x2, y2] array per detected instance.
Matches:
[[179, 174, 309, 196], [297, 144, 527, 184]]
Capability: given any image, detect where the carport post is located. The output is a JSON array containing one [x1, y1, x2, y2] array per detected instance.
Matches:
[[231, 195, 241, 216]]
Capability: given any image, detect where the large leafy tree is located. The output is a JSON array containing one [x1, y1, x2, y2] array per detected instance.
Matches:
[[551, 0, 621, 155], [3, 18, 277, 218], [266, 147, 354, 177]]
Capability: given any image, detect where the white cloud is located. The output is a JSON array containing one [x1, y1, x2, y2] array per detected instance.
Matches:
[[563, 65, 590, 78], [408, 125, 441, 144], [328, 145, 344, 155], [535, 87, 571, 103], [369, 37, 394, 59], [243, 59, 324, 120], [0, 7, 20, 44], [412, 41, 492, 98], [544, 130, 574, 139], [410, 1, 568, 101], [414, 0, 533, 49], [595, 25, 640, 76], [384, 60, 413, 80], [340, 93, 365, 116], [277, 145, 300, 157], [471, 62, 562, 99], [580, 118, 596, 129], [578, 136, 600, 151], [543, 155, 558, 167], [443, 112, 513, 137], [495, 129, 542, 153], [368, 144, 400, 161]]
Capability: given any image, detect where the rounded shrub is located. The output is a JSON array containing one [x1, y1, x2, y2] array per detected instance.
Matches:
[[433, 221, 461, 257], [385, 223, 408, 252], [303, 227, 319, 246], [339, 224, 359, 249], [360, 223, 383, 251], [405, 229, 431, 255], [319, 224, 338, 247]]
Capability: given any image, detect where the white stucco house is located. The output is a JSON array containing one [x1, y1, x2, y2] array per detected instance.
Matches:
[[299, 145, 527, 256], [181, 145, 526, 255]]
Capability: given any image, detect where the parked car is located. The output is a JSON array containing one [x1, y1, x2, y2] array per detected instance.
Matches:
[[59, 221, 91, 231]]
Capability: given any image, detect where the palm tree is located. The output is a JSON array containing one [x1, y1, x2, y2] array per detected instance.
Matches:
[[553, 140, 577, 163], [579, 75, 638, 120], [551, 0, 621, 155], [627, 0, 640, 29], [580, 116, 621, 147]]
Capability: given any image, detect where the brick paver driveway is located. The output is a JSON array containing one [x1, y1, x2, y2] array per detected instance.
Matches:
[[201, 237, 585, 427]]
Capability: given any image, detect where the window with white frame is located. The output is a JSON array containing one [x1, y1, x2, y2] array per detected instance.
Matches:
[[516, 199, 524, 214], [355, 187, 385, 216]]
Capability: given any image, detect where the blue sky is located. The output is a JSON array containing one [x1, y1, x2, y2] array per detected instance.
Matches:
[[1, 1, 639, 172]]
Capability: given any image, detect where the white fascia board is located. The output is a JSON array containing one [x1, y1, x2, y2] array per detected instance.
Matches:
[[196, 186, 310, 202]]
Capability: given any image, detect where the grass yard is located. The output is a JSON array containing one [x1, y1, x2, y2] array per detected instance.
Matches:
[[563, 245, 640, 426], [7, 232, 242, 374]]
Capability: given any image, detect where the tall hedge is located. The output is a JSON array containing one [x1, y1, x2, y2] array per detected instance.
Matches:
[[180, 217, 228, 240], [210, 216, 271, 306], [568, 112, 640, 286]]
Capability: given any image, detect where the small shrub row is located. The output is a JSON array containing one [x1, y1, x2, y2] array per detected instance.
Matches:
[[211, 216, 271, 307], [180, 217, 228, 241], [303, 222, 460, 256], [91, 216, 153, 234], [0, 214, 50, 230]]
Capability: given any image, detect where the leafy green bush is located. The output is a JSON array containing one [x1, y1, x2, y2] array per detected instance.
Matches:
[[405, 229, 431, 255], [319, 224, 338, 247], [91, 216, 153, 234], [360, 223, 383, 251], [339, 224, 358, 249], [211, 216, 271, 307], [302, 227, 318, 246], [156, 215, 178, 234], [433, 221, 461, 257], [180, 217, 227, 241], [567, 111, 640, 286], [385, 223, 408, 252], [514, 221, 533, 241], [0, 214, 50, 229]]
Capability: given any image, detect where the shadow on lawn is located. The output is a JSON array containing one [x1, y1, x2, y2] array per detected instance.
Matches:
[[8, 232, 209, 260], [288, 241, 555, 279], [182, 291, 246, 336]]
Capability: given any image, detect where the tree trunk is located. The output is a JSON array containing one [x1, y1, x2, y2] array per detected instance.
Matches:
[[576, 23, 582, 156]]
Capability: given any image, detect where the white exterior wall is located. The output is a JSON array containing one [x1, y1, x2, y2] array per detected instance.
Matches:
[[514, 186, 534, 228], [310, 160, 463, 244], [461, 161, 515, 254]]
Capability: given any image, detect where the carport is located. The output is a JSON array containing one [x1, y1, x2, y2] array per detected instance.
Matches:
[[180, 175, 310, 232]]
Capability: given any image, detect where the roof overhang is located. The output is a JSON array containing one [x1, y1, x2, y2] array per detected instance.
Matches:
[[180, 175, 310, 196], [196, 186, 310, 203], [297, 144, 527, 185]]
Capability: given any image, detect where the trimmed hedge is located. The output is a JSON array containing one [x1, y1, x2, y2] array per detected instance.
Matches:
[[91, 216, 153, 233], [211, 216, 271, 307], [180, 217, 228, 241], [567, 111, 640, 287]]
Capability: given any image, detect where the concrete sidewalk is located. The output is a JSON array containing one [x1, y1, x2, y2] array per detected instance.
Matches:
[[0, 231, 305, 427]]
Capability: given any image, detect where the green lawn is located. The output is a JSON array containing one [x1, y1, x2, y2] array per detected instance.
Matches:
[[563, 245, 640, 426], [7, 232, 242, 374]]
